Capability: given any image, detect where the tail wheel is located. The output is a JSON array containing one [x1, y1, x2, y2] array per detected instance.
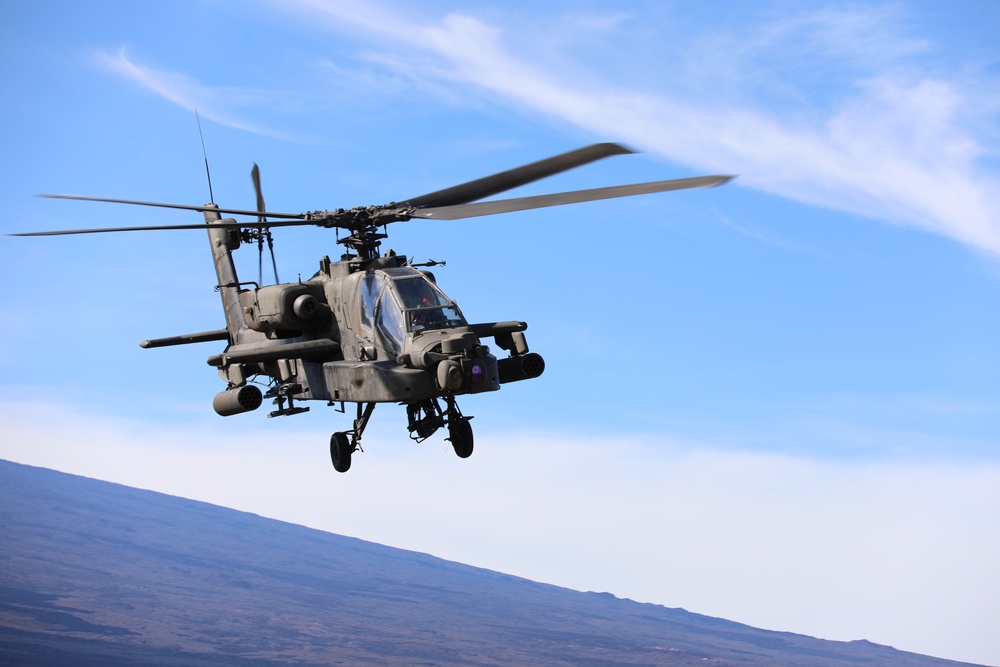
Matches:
[[448, 418, 474, 459], [330, 432, 353, 473]]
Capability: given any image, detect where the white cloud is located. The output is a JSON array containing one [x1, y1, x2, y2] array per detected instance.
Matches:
[[274, 1, 1000, 257], [2, 400, 998, 665], [93, 48, 295, 139], [696, 5, 931, 82], [92, 4, 1000, 256]]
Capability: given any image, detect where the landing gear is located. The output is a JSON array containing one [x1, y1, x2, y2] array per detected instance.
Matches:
[[448, 416, 474, 458], [331, 396, 476, 473], [330, 431, 353, 473], [328, 402, 375, 473]]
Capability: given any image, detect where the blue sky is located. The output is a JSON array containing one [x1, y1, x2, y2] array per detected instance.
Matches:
[[1, 1, 999, 664]]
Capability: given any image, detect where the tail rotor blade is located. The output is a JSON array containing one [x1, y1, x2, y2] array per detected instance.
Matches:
[[252, 163, 266, 222]]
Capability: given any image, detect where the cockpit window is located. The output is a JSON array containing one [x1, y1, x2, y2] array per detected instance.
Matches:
[[359, 269, 467, 356], [360, 272, 384, 331], [377, 291, 406, 355], [391, 276, 466, 331], [394, 276, 447, 309], [359, 272, 406, 355]]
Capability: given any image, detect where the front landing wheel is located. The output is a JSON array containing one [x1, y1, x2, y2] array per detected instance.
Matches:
[[448, 418, 474, 459], [330, 432, 353, 473]]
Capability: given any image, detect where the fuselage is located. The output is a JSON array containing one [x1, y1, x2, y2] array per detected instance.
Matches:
[[204, 206, 503, 408]]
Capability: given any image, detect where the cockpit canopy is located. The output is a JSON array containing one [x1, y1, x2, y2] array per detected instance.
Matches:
[[360, 267, 466, 354]]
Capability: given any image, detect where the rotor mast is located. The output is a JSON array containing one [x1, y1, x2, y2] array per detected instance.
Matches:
[[305, 205, 416, 261]]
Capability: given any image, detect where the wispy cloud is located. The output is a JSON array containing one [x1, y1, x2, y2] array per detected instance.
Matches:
[[688, 4, 931, 94], [93, 4, 1000, 255], [277, 1, 1000, 256], [710, 207, 821, 254], [94, 48, 296, 139]]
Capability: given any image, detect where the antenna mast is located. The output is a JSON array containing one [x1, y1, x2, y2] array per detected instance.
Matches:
[[195, 110, 215, 204]]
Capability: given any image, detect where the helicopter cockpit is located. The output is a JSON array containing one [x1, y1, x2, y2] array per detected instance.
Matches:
[[360, 267, 467, 355]]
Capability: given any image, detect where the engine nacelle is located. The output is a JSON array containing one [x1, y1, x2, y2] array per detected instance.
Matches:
[[240, 284, 330, 333], [213, 385, 263, 416]]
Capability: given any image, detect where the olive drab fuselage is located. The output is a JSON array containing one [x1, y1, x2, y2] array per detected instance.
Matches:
[[195, 206, 542, 468], [208, 222, 511, 406]]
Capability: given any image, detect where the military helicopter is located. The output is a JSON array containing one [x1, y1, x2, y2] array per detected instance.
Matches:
[[15, 143, 732, 472]]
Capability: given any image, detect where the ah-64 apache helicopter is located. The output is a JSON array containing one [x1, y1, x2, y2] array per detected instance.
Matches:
[[17, 143, 732, 473]]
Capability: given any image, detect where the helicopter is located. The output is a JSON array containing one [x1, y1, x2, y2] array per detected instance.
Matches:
[[15, 143, 733, 473]]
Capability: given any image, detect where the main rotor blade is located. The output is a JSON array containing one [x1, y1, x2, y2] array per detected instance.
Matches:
[[37, 194, 306, 220], [402, 142, 634, 209], [409, 175, 735, 221], [10, 218, 316, 237]]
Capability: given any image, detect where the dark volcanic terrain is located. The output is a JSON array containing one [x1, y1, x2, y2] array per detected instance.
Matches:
[[0, 460, 984, 666]]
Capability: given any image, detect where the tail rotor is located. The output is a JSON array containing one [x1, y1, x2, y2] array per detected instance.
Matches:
[[251, 163, 279, 284]]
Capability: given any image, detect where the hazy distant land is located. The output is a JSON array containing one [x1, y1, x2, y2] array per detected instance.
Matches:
[[0, 460, 986, 666]]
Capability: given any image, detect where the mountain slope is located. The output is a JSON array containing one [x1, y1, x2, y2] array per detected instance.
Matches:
[[0, 460, 984, 666]]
